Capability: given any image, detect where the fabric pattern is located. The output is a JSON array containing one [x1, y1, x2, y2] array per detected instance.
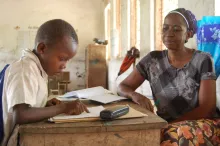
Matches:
[[136, 50, 216, 121], [161, 119, 220, 146], [197, 16, 220, 77]]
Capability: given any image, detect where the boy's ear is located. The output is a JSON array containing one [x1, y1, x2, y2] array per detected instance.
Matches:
[[36, 42, 47, 54]]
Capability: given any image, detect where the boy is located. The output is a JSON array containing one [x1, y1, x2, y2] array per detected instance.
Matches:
[[1, 19, 88, 146]]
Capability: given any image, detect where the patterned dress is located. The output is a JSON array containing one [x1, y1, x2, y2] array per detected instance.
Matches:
[[136, 50, 220, 145]]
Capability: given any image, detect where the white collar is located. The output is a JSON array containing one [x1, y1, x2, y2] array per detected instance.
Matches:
[[22, 49, 48, 79]]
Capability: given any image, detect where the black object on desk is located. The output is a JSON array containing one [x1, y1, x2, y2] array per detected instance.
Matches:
[[100, 105, 129, 120]]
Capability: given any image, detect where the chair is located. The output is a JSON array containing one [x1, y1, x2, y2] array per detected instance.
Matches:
[[48, 72, 71, 95]]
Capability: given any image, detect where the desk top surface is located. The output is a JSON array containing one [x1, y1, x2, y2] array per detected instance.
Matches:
[[19, 100, 167, 134]]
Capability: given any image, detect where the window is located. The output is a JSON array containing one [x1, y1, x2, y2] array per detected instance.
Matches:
[[105, 0, 179, 58], [116, 0, 121, 57], [105, 3, 111, 60], [216, 0, 220, 15], [155, 0, 178, 50], [130, 0, 140, 50], [105, 0, 141, 59], [155, 0, 163, 51], [105, 0, 121, 59]]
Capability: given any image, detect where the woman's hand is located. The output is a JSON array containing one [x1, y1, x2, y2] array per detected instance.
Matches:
[[117, 68, 154, 112], [130, 92, 154, 112]]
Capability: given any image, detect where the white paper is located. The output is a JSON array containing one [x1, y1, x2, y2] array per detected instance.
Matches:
[[49, 106, 104, 121], [56, 97, 87, 101], [86, 93, 126, 104], [59, 86, 106, 98], [75, 86, 106, 98], [58, 86, 126, 104]]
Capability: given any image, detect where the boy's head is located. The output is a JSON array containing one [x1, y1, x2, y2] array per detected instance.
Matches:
[[34, 19, 78, 76]]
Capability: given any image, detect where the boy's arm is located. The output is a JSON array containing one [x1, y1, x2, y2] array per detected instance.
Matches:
[[13, 103, 65, 124], [13, 100, 89, 124]]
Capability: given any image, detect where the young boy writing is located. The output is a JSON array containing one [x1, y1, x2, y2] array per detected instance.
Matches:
[[1, 19, 88, 146]]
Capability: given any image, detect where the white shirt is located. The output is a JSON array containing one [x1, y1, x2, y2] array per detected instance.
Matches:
[[1, 49, 48, 146]]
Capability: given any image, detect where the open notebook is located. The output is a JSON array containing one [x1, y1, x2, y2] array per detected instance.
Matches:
[[49, 105, 147, 123], [58, 86, 127, 104]]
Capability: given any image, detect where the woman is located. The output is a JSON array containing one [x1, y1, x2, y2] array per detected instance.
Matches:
[[118, 8, 219, 145]]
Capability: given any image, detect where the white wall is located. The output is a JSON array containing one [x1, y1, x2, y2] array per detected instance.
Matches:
[[216, 0, 220, 15], [0, 0, 105, 90], [163, 0, 178, 18], [179, 0, 215, 20]]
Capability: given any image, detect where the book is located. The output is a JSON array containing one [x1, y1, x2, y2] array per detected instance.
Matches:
[[49, 106, 105, 122], [58, 86, 127, 104], [48, 105, 147, 123]]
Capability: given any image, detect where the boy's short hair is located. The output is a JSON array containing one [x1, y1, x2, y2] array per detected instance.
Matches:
[[35, 19, 78, 48]]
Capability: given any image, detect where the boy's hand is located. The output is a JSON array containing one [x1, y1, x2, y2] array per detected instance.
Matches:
[[46, 98, 61, 107], [63, 99, 89, 115]]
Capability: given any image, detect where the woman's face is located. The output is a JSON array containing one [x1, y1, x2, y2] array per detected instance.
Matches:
[[162, 13, 190, 51]]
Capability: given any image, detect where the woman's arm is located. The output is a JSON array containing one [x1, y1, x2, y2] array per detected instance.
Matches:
[[118, 68, 144, 97], [171, 79, 216, 123], [118, 68, 154, 112]]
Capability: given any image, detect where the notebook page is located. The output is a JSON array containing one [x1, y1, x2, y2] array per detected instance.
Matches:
[[76, 86, 106, 98], [88, 93, 127, 104], [59, 86, 105, 98], [49, 106, 105, 121]]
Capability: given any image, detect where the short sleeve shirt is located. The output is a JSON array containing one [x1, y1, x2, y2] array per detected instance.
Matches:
[[1, 49, 48, 146], [136, 50, 216, 121]]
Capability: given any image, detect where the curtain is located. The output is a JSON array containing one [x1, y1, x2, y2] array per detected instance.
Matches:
[[197, 16, 220, 77]]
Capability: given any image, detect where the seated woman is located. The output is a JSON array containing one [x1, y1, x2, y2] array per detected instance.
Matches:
[[118, 8, 220, 146]]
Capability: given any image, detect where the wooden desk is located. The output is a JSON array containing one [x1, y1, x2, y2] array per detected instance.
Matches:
[[17, 101, 167, 146]]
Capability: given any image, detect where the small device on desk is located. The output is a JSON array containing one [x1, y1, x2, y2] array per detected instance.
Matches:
[[100, 105, 129, 120]]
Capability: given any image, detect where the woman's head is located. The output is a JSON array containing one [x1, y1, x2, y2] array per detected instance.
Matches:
[[34, 19, 78, 76], [162, 8, 197, 50]]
